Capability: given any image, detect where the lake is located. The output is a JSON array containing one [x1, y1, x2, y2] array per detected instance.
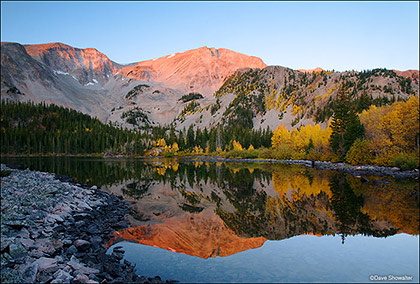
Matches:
[[2, 156, 419, 283]]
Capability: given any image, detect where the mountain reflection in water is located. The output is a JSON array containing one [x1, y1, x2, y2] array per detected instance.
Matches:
[[3, 156, 418, 282], [102, 159, 419, 258]]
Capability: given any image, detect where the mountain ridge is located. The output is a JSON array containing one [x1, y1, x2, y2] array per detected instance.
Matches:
[[1, 41, 418, 130]]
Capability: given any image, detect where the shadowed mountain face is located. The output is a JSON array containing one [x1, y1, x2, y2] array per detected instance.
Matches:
[[1, 42, 57, 88], [24, 42, 120, 86]]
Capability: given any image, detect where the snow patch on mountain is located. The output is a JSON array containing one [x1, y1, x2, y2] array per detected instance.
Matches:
[[53, 70, 69, 75]]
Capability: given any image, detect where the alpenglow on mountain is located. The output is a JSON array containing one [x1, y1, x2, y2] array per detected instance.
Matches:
[[1, 42, 418, 130]]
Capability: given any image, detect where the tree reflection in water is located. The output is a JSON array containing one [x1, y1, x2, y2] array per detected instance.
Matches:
[[2, 156, 418, 257]]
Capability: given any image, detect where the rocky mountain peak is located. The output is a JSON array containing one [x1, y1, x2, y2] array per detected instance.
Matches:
[[24, 42, 119, 77], [118, 46, 267, 95]]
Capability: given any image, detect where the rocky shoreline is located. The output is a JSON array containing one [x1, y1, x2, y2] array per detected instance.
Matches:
[[1, 164, 170, 284], [180, 157, 419, 179]]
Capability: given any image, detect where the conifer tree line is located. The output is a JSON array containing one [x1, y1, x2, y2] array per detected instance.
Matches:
[[0, 100, 272, 155]]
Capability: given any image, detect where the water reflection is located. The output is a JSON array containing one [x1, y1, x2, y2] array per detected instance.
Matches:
[[2, 156, 419, 259], [99, 160, 418, 260]]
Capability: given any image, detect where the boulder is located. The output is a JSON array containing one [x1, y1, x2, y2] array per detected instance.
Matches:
[[74, 240, 91, 252], [68, 255, 100, 275], [34, 256, 57, 272], [20, 262, 39, 283]]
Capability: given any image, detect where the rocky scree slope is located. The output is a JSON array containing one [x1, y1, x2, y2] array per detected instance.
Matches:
[[177, 66, 419, 131]]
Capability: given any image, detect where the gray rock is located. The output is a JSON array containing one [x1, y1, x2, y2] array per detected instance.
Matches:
[[66, 245, 77, 255], [51, 239, 64, 250], [63, 265, 73, 272], [20, 238, 36, 250], [16, 227, 30, 238], [53, 269, 74, 283], [9, 242, 27, 260], [77, 201, 92, 211], [111, 252, 124, 260], [54, 255, 64, 263], [36, 241, 56, 256], [34, 256, 57, 272], [74, 273, 89, 283], [48, 213, 64, 223], [20, 262, 39, 283], [1, 239, 11, 253], [68, 255, 100, 275], [74, 239, 91, 252], [4, 220, 29, 229], [29, 249, 45, 259]]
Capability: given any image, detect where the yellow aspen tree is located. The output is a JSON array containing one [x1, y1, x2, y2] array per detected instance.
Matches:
[[272, 124, 292, 149]]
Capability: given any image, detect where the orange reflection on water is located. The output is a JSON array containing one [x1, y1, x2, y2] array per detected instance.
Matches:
[[107, 212, 267, 259]]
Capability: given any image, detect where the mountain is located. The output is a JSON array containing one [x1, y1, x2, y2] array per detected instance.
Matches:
[[179, 66, 419, 131], [393, 69, 419, 84], [1, 42, 128, 121], [1, 42, 266, 126], [1, 42, 418, 130], [24, 42, 121, 86], [118, 46, 266, 96]]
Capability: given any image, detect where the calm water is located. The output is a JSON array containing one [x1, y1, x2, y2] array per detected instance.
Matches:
[[2, 156, 419, 283]]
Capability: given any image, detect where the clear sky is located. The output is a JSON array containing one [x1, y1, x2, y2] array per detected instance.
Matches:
[[1, 1, 419, 71]]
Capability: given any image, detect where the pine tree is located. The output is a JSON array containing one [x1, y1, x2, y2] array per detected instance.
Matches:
[[329, 86, 365, 160]]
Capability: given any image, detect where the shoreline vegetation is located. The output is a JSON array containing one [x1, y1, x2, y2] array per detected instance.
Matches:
[[1, 91, 419, 176], [0, 164, 170, 284]]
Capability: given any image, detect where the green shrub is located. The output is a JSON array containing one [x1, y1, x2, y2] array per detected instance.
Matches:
[[391, 153, 419, 170], [345, 138, 374, 165], [224, 149, 259, 159], [179, 92, 203, 103], [273, 145, 294, 160], [257, 148, 275, 159], [162, 151, 175, 157]]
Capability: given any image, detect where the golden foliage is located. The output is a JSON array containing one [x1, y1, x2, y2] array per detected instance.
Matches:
[[360, 95, 419, 165], [272, 123, 332, 157], [156, 138, 166, 147], [232, 140, 244, 151]]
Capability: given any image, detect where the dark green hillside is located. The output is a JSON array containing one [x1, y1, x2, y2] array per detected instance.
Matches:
[[0, 100, 273, 156], [0, 100, 145, 155]]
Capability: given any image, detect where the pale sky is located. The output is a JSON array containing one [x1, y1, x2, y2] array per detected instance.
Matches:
[[1, 1, 419, 71]]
